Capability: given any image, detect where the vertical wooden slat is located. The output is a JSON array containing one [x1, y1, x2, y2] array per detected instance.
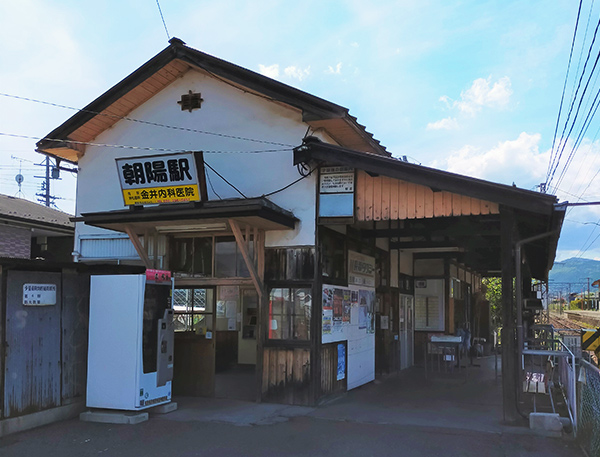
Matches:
[[286, 349, 295, 404], [294, 348, 303, 403], [277, 349, 286, 401], [442, 191, 453, 216], [381, 176, 391, 220], [303, 349, 311, 405], [399, 181, 408, 219], [480, 200, 490, 215], [433, 191, 444, 217], [364, 173, 374, 221], [356, 171, 366, 221], [390, 178, 399, 220], [461, 196, 471, 216], [406, 183, 416, 219], [415, 184, 425, 219], [373, 176, 382, 221], [471, 198, 481, 216], [452, 193, 462, 216], [424, 186, 434, 218], [269, 348, 277, 394], [262, 348, 270, 394]]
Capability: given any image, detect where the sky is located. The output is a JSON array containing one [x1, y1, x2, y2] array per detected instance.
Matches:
[[0, 0, 598, 263]]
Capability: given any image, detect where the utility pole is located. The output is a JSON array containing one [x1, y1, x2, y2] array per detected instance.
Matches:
[[35, 156, 60, 207]]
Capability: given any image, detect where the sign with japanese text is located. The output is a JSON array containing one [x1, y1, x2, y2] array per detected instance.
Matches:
[[319, 166, 354, 193], [146, 269, 172, 284], [348, 250, 375, 287], [23, 284, 57, 306], [116, 152, 201, 206]]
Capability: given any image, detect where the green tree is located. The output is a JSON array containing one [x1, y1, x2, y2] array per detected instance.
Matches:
[[482, 277, 502, 330]]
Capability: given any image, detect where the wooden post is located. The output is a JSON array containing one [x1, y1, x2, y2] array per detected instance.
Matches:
[[500, 207, 519, 422], [228, 219, 263, 298], [125, 225, 152, 269]]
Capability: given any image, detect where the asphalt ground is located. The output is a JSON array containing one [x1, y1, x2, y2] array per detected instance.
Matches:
[[0, 357, 584, 457]]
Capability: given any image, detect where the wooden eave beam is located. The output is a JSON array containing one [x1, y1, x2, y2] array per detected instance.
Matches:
[[124, 225, 152, 269], [229, 219, 264, 298]]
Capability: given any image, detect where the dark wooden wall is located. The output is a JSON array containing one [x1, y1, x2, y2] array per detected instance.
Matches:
[[265, 247, 315, 281], [261, 347, 311, 405], [320, 342, 346, 397]]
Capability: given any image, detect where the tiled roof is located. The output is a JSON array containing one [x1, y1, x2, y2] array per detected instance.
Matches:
[[0, 194, 73, 230]]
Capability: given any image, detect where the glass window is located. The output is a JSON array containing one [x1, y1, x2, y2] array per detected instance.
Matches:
[[173, 288, 214, 334], [215, 236, 253, 278], [268, 287, 311, 340], [320, 230, 346, 281], [170, 237, 213, 276]]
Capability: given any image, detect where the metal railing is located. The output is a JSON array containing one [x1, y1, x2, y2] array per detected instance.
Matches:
[[578, 359, 600, 457], [522, 338, 577, 433]]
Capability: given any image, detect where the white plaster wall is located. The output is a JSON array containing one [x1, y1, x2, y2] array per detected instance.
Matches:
[[75, 68, 332, 250]]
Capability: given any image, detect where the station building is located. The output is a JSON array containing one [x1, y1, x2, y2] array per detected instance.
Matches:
[[37, 38, 564, 406]]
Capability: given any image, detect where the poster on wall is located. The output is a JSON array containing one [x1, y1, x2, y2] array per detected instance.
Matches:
[[342, 290, 351, 323], [333, 289, 343, 321], [323, 287, 333, 310], [359, 289, 375, 333], [337, 343, 346, 381], [358, 305, 367, 329], [322, 310, 333, 334]]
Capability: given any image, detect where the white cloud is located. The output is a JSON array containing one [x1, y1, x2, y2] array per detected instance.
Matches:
[[426, 117, 458, 130], [258, 64, 310, 81], [284, 65, 310, 81], [258, 64, 280, 79], [428, 76, 513, 128], [432, 132, 547, 187], [326, 62, 343, 75], [455, 76, 513, 114]]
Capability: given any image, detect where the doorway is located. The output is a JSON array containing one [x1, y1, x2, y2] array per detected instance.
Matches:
[[399, 294, 415, 369], [172, 285, 258, 401]]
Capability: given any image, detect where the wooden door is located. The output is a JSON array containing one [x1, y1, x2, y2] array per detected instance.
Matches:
[[173, 288, 215, 396]]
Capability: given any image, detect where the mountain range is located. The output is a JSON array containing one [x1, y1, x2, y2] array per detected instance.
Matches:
[[549, 257, 600, 294]]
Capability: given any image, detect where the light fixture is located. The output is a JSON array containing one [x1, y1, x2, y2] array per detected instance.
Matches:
[[155, 222, 227, 233]]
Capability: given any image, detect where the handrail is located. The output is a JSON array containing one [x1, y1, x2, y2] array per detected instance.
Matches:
[[580, 358, 600, 375], [522, 337, 577, 434]]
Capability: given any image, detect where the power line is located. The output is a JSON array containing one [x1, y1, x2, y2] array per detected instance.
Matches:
[[0, 132, 292, 155], [155, 0, 170, 40], [0, 92, 295, 148], [548, 0, 584, 186], [548, 7, 600, 189]]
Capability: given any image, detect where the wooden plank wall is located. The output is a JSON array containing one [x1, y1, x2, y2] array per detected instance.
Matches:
[[356, 171, 500, 221], [261, 347, 311, 405], [320, 343, 347, 396]]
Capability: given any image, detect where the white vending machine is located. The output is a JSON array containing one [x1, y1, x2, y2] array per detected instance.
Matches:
[[87, 270, 174, 410]]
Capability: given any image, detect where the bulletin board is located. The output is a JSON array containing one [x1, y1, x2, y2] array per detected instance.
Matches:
[[322, 284, 376, 390]]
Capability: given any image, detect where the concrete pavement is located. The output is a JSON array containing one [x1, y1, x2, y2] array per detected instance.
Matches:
[[0, 356, 582, 457]]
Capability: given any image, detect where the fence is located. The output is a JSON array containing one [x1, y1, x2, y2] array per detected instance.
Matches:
[[578, 359, 600, 457], [522, 338, 577, 432]]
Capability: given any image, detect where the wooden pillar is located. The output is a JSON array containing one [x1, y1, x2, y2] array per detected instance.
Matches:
[[500, 207, 518, 422], [125, 225, 152, 269]]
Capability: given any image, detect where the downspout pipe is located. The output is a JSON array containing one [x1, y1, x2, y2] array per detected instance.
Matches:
[[515, 231, 559, 377]]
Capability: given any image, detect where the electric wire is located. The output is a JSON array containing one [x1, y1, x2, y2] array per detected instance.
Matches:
[[203, 161, 247, 198], [552, 83, 600, 192], [205, 169, 221, 200], [0, 93, 295, 148], [548, 0, 584, 185], [261, 164, 318, 197], [0, 132, 292, 155], [548, 8, 600, 189], [155, 0, 170, 40]]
